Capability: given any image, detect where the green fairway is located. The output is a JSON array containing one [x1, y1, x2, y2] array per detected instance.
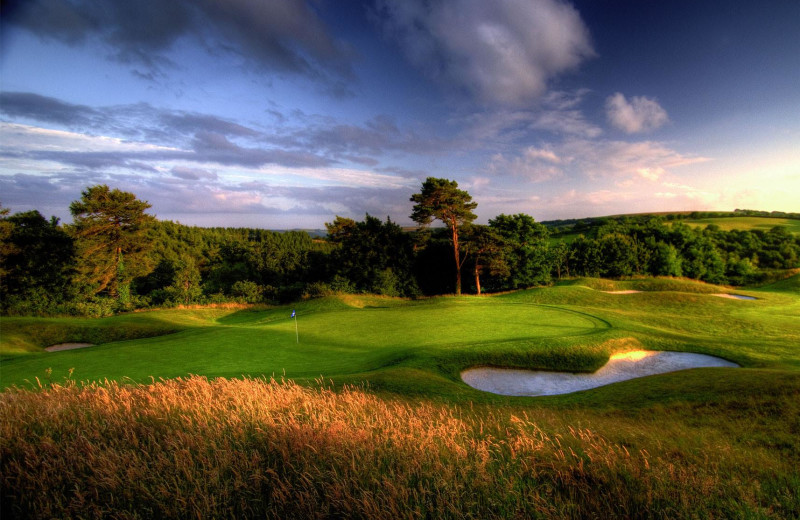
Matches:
[[0, 297, 609, 389], [2, 276, 798, 401]]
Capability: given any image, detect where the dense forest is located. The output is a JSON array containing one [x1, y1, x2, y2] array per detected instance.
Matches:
[[1, 182, 799, 316]]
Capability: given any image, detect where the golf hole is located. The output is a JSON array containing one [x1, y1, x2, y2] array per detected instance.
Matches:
[[461, 350, 739, 396]]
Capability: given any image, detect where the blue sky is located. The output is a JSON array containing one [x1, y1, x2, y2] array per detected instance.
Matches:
[[1, 0, 798, 229]]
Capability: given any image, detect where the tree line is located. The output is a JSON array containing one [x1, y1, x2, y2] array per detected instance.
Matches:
[[1, 180, 798, 316]]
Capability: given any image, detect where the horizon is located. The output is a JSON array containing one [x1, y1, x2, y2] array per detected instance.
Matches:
[[1, 1, 799, 229]]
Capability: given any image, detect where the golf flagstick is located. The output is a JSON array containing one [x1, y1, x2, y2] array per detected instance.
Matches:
[[291, 309, 298, 343]]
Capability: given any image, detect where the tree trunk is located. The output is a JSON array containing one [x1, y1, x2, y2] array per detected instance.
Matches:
[[451, 223, 461, 295], [474, 262, 482, 295]]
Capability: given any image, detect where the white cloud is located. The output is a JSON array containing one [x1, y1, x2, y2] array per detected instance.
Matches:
[[376, 0, 594, 106], [0, 122, 179, 154], [605, 93, 669, 133]]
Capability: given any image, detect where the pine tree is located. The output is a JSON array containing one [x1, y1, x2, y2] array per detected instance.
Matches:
[[69, 185, 155, 299], [410, 178, 477, 295]]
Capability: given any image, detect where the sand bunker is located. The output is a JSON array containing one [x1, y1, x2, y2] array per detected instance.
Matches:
[[461, 350, 739, 396], [45, 343, 94, 352], [712, 294, 756, 300], [602, 290, 641, 294]]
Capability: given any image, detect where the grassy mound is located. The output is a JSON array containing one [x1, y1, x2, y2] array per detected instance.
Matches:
[[558, 276, 729, 294], [0, 312, 191, 356]]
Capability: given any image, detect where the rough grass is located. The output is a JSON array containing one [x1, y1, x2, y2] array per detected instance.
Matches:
[[557, 276, 730, 294], [2, 375, 797, 519]]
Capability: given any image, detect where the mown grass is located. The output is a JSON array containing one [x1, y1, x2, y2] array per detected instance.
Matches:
[[0, 295, 614, 390], [2, 276, 798, 392], [2, 375, 797, 519]]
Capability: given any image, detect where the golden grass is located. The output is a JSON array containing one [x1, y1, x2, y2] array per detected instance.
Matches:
[[1, 376, 795, 518]]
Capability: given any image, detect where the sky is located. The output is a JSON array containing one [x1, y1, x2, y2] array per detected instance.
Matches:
[[1, 0, 799, 229]]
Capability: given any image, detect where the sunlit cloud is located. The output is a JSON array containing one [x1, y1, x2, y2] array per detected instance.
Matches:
[[605, 93, 669, 134]]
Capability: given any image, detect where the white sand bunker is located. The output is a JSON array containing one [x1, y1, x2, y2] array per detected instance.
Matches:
[[45, 343, 94, 352], [712, 293, 756, 300], [462, 350, 739, 396]]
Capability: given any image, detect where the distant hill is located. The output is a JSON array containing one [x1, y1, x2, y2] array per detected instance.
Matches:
[[283, 228, 327, 238], [543, 209, 800, 239]]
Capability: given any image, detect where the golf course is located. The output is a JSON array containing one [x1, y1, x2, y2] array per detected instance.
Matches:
[[2, 274, 799, 518]]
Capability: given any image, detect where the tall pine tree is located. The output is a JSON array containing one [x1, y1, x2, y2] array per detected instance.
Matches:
[[69, 185, 155, 300], [410, 178, 477, 295]]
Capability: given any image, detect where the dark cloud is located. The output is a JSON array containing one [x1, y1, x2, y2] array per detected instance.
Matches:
[[273, 114, 446, 159], [3, 0, 353, 83], [374, 0, 594, 106], [170, 166, 218, 181], [245, 183, 414, 218], [159, 112, 261, 139], [30, 151, 166, 172], [0, 92, 263, 142], [0, 172, 101, 220], [190, 131, 333, 169], [0, 92, 103, 127]]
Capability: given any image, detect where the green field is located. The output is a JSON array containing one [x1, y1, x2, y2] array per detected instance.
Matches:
[[677, 216, 800, 233], [2, 276, 799, 518]]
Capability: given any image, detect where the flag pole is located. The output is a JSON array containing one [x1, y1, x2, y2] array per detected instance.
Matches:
[[292, 309, 299, 343]]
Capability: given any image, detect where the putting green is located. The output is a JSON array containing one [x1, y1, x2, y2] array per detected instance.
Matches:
[[0, 300, 608, 388]]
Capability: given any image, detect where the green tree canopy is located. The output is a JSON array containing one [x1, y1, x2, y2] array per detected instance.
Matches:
[[326, 214, 419, 297], [0, 210, 76, 310], [489, 213, 551, 288], [69, 185, 156, 299], [463, 224, 508, 295], [410, 177, 477, 295]]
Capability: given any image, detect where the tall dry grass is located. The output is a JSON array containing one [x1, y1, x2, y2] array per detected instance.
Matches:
[[1, 376, 794, 519]]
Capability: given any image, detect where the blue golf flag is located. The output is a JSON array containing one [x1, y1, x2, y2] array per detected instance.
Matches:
[[291, 309, 296, 318]]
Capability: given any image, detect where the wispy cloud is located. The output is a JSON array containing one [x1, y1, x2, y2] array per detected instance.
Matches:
[[483, 137, 708, 183], [488, 146, 563, 182], [0, 92, 450, 170], [559, 139, 708, 179]]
